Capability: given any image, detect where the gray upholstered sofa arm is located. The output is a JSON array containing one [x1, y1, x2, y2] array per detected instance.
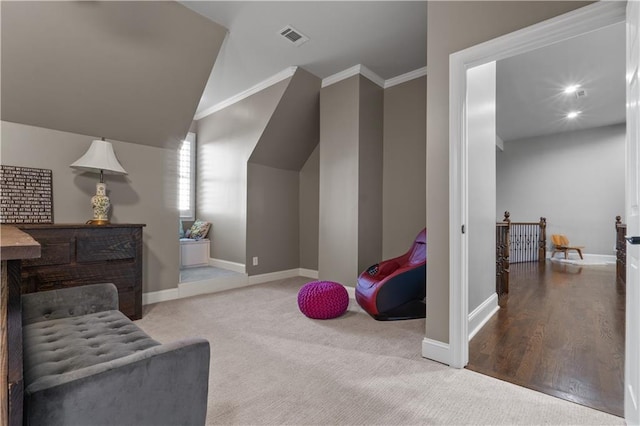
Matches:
[[25, 338, 210, 426], [22, 283, 119, 325]]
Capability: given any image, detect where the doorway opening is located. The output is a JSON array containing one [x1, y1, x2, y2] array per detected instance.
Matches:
[[448, 0, 629, 419], [467, 22, 626, 416]]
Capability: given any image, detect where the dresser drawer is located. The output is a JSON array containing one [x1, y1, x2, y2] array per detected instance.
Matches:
[[18, 224, 145, 320], [21, 238, 73, 267], [77, 235, 135, 262]]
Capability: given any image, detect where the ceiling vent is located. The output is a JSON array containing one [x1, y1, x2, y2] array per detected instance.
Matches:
[[575, 89, 588, 99], [278, 25, 309, 47]]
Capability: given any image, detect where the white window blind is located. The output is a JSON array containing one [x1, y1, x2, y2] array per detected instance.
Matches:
[[179, 132, 196, 219]]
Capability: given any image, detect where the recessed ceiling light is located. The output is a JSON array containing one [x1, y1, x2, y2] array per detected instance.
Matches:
[[564, 84, 580, 94], [566, 111, 581, 119]]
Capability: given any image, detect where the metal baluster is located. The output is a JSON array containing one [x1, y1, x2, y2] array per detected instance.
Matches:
[[529, 224, 533, 262], [525, 224, 529, 262]]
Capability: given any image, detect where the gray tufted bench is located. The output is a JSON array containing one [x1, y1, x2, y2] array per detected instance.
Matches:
[[22, 283, 210, 426]]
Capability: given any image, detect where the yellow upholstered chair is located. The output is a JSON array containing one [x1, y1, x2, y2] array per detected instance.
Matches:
[[551, 234, 584, 259]]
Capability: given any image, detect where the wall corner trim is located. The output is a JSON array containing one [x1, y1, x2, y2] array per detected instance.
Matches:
[[322, 64, 427, 89], [142, 288, 180, 306], [344, 285, 356, 299], [194, 66, 297, 120], [322, 64, 365, 88], [468, 293, 499, 341], [359, 64, 386, 88], [298, 268, 319, 279], [422, 338, 451, 366], [322, 64, 385, 88], [384, 66, 427, 89]]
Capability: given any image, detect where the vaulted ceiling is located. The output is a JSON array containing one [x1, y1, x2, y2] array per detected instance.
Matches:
[[180, 1, 428, 116], [1, 1, 624, 149], [183, 2, 624, 143], [1, 1, 227, 149]]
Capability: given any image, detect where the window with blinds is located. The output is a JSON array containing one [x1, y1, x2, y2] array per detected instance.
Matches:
[[179, 132, 196, 219]]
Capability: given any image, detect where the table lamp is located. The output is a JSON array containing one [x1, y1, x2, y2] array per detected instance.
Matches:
[[70, 137, 127, 225]]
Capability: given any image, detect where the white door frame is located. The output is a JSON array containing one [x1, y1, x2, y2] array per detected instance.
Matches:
[[625, 1, 640, 423], [449, 1, 626, 369]]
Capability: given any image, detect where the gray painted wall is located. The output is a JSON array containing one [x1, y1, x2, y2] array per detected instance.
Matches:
[[319, 76, 360, 285], [299, 75, 425, 273], [497, 123, 625, 256], [246, 163, 300, 274], [244, 68, 320, 275], [196, 68, 321, 274], [195, 78, 290, 265], [1, 1, 226, 149], [249, 68, 320, 171], [468, 62, 497, 313], [318, 75, 383, 286], [299, 146, 319, 270], [382, 76, 427, 259], [357, 77, 384, 274], [1, 121, 180, 293], [426, 1, 593, 344]]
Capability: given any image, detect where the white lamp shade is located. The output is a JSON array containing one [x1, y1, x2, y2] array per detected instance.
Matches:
[[70, 139, 127, 175]]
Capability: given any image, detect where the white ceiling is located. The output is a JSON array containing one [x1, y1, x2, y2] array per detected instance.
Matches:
[[180, 1, 427, 115], [497, 22, 626, 142], [179, 2, 624, 143]]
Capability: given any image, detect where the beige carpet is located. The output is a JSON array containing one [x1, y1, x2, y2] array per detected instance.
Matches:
[[136, 276, 624, 425]]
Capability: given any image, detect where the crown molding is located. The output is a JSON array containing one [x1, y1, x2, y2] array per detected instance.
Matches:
[[194, 66, 297, 120], [321, 64, 386, 88], [384, 66, 427, 89], [322, 64, 426, 89], [321, 64, 363, 88], [358, 64, 386, 88], [196, 63, 427, 119]]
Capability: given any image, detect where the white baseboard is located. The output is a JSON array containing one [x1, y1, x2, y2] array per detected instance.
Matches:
[[298, 268, 319, 279], [209, 258, 246, 273], [143, 267, 321, 306], [344, 285, 356, 299], [143, 273, 250, 305], [586, 254, 616, 262], [142, 288, 180, 305], [248, 268, 301, 285], [422, 338, 451, 365], [178, 274, 249, 299], [546, 251, 616, 262], [468, 293, 499, 341]]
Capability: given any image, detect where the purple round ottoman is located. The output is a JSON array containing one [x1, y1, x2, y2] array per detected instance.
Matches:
[[297, 281, 349, 319]]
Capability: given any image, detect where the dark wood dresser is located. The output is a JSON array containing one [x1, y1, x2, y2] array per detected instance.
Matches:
[[17, 224, 145, 320]]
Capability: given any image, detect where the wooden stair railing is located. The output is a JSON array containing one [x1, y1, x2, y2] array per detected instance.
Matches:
[[616, 215, 627, 284], [496, 213, 510, 297], [506, 212, 547, 264], [496, 212, 547, 298]]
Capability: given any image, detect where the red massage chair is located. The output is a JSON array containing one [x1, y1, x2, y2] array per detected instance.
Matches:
[[355, 228, 426, 320]]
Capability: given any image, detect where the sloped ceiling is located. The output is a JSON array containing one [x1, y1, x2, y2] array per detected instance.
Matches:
[[248, 68, 320, 171], [180, 1, 427, 114], [1, 1, 227, 149]]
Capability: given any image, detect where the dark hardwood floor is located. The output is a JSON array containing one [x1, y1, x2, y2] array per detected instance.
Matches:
[[467, 261, 625, 417]]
